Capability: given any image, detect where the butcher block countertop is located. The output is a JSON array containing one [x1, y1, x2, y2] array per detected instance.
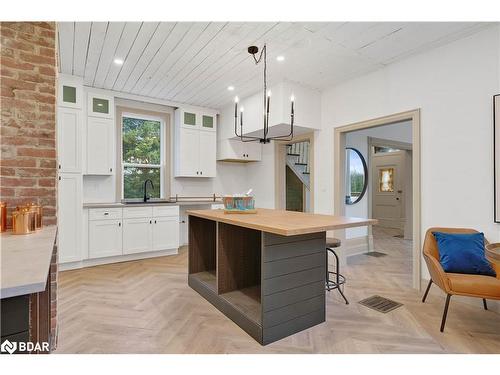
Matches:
[[186, 208, 377, 236], [0, 226, 57, 299]]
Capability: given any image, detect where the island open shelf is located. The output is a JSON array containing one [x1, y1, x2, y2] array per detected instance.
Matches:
[[187, 208, 377, 345]]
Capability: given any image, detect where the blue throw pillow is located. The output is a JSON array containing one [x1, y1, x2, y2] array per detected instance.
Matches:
[[432, 232, 496, 277]]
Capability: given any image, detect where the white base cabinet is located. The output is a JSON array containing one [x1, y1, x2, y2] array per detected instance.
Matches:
[[123, 218, 153, 255], [82, 205, 180, 264], [152, 216, 179, 251], [88, 219, 123, 259]]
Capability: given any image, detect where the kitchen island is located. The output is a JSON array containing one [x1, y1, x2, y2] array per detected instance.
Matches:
[[187, 208, 376, 345]]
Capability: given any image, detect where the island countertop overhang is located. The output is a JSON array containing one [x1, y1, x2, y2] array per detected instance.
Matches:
[[186, 208, 377, 236]]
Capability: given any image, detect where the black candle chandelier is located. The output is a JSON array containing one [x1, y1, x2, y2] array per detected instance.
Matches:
[[234, 44, 295, 144]]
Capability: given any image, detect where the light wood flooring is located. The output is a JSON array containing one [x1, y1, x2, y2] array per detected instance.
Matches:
[[55, 227, 500, 353]]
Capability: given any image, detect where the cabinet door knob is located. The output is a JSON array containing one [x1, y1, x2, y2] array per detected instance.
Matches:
[[154, 220, 157, 224], [196, 171, 199, 175], [200, 171, 203, 175], [150, 220, 152, 224], [110, 168, 112, 172], [58, 164, 61, 169], [118, 222, 121, 227], [58, 176, 61, 181]]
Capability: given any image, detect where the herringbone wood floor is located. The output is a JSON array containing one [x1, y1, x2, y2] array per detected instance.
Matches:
[[55, 227, 500, 353]]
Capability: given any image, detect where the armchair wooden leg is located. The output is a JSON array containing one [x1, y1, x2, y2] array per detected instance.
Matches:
[[422, 279, 432, 303], [440, 294, 452, 332], [483, 299, 488, 310]]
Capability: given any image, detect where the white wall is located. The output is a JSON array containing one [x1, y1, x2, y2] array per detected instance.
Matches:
[[345, 120, 412, 238], [316, 26, 500, 270]]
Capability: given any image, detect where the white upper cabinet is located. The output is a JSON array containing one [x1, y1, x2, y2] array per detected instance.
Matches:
[[57, 107, 82, 173], [86, 117, 114, 175], [174, 108, 217, 177], [87, 92, 114, 119], [57, 74, 83, 109], [198, 131, 217, 177], [217, 139, 262, 162]]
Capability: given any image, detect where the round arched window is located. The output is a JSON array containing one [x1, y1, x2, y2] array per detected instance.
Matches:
[[345, 147, 368, 205]]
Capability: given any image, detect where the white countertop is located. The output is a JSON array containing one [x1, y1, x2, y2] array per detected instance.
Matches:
[[83, 201, 223, 208], [1, 226, 57, 299]]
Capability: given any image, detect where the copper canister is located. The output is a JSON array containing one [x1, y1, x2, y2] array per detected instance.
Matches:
[[0, 201, 6, 232], [26, 202, 43, 229], [12, 207, 36, 235]]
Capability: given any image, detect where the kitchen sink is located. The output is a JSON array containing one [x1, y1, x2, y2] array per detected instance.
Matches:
[[121, 199, 176, 204]]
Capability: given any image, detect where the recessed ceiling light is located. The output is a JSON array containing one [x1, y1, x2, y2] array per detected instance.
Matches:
[[114, 58, 124, 65], [276, 55, 285, 62], [227, 86, 235, 91]]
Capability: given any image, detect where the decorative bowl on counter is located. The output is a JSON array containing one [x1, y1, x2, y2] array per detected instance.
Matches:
[[223, 196, 256, 213]]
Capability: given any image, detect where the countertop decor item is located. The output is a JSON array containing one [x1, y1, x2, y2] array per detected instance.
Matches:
[[0, 201, 6, 232], [223, 194, 256, 214], [26, 202, 43, 230], [12, 207, 36, 235], [233, 44, 295, 144]]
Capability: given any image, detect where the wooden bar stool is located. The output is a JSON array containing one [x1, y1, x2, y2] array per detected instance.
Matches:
[[326, 237, 349, 304]]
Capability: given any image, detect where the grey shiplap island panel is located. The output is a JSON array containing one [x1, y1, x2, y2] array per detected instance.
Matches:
[[187, 209, 374, 345]]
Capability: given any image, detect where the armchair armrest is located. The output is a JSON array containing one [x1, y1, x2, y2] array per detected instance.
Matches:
[[423, 253, 451, 293]]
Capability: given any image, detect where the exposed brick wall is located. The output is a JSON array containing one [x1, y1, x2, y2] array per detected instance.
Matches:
[[0, 22, 57, 226], [1, 22, 58, 351]]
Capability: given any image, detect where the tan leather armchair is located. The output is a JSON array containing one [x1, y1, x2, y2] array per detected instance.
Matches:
[[422, 227, 500, 332]]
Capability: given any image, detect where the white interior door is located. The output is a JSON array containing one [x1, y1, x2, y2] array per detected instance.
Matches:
[[371, 150, 407, 231]]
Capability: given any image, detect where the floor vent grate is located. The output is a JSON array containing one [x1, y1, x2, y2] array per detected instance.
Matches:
[[365, 251, 387, 257], [358, 295, 403, 313]]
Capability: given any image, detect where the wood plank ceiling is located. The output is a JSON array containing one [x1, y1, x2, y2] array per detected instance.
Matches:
[[57, 22, 489, 109]]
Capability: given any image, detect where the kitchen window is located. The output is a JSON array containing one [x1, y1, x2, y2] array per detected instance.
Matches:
[[121, 112, 166, 199]]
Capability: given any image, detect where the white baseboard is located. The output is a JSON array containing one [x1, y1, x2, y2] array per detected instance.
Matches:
[[59, 248, 179, 271]]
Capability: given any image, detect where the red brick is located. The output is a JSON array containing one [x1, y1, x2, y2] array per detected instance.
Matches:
[[20, 51, 55, 66], [0, 158, 37, 167], [16, 187, 53, 197], [0, 55, 35, 71], [17, 147, 55, 158], [0, 167, 15, 176], [0, 187, 15, 197], [17, 167, 55, 177], [1, 177, 36, 187], [1, 37, 36, 52]]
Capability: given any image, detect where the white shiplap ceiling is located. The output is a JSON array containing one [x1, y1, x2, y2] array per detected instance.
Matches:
[[57, 22, 490, 109]]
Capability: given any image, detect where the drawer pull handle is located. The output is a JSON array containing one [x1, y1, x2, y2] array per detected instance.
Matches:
[[104, 212, 109, 215]]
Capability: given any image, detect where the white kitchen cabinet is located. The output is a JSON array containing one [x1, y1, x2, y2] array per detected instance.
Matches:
[[217, 139, 262, 162], [87, 92, 114, 119], [123, 218, 153, 255], [176, 127, 199, 177], [86, 117, 114, 175], [122, 206, 179, 254], [88, 219, 122, 259], [198, 131, 216, 177], [152, 216, 179, 251], [57, 107, 82, 173], [57, 74, 83, 109], [175, 108, 217, 177], [58, 174, 82, 263]]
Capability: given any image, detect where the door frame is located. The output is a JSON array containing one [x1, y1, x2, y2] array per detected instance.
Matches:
[[368, 137, 413, 239], [274, 132, 315, 211], [334, 109, 421, 289]]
